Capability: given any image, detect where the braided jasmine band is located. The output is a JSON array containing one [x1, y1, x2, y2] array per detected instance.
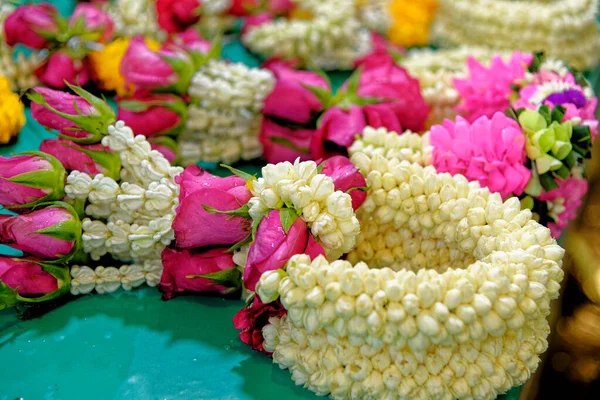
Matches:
[[358, 0, 392, 34], [432, 0, 600, 70], [242, 0, 372, 70], [109, 0, 165, 40], [70, 260, 163, 295], [257, 162, 564, 399]]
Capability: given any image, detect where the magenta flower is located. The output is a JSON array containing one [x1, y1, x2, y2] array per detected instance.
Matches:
[[35, 51, 90, 89], [241, 12, 273, 36], [173, 166, 252, 249], [538, 177, 588, 238], [355, 33, 403, 69], [0, 203, 81, 261], [430, 112, 531, 199], [29, 86, 116, 143], [233, 297, 285, 354], [3, 4, 59, 49], [310, 105, 367, 160], [243, 209, 325, 291], [357, 61, 429, 132], [121, 36, 195, 94], [321, 155, 367, 210], [40, 139, 121, 180], [259, 118, 313, 164], [0, 258, 58, 297], [159, 247, 240, 300], [454, 52, 533, 122], [0, 153, 66, 211], [117, 92, 187, 137], [262, 59, 330, 124], [165, 28, 212, 55], [69, 3, 114, 42], [156, 0, 202, 33]]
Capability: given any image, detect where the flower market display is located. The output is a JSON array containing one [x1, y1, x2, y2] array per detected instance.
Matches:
[[1, 0, 599, 399]]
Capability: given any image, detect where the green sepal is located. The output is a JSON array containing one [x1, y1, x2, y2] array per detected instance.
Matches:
[[220, 164, 256, 182], [202, 203, 251, 219], [4, 151, 66, 210], [346, 186, 368, 194], [302, 83, 334, 108], [251, 213, 263, 241], [35, 219, 80, 242], [189, 35, 222, 70], [554, 165, 571, 180], [539, 172, 559, 192], [572, 125, 592, 144], [158, 53, 195, 95], [32, 201, 82, 263], [269, 136, 310, 154], [528, 52, 545, 73], [317, 162, 325, 174], [550, 105, 566, 124], [524, 168, 543, 197], [538, 105, 552, 126], [562, 150, 577, 170], [64, 144, 122, 181], [228, 234, 252, 253], [0, 282, 18, 311], [345, 67, 363, 97], [520, 196, 534, 210], [505, 108, 519, 121], [187, 267, 242, 294], [311, 67, 332, 91], [279, 207, 299, 234]]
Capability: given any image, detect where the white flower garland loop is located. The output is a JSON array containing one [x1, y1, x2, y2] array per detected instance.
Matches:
[[256, 130, 565, 399]]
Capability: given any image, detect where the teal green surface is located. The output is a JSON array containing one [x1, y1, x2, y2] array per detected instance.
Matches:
[[0, 0, 521, 398]]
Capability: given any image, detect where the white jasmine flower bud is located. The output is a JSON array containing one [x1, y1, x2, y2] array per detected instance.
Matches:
[[261, 188, 282, 209], [326, 192, 354, 219], [257, 269, 286, 303], [310, 175, 335, 201], [320, 230, 345, 250], [312, 212, 337, 236], [302, 202, 321, 222], [262, 161, 293, 186], [294, 160, 318, 182], [290, 184, 313, 210], [248, 197, 268, 220]]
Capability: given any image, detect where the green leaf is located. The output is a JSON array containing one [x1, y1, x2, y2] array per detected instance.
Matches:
[[220, 164, 255, 181], [202, 203, 251, 219], [187, 267, 242, 288], [0, 281, 18, 311], [504, 108, 519, 121], [279, 208, 299, 234], [301, 83, 334, 108], [345, 67, 363, 97], [311, 67, 332, 89], [554, 165, 571, 180], [550, 105, 566, 123], [572, 125, 592, 143], [539, 172, 559, 192], [158, 53, 195, 95], [118, 100, 151, 112], [528, 52, 545, 73], [562, 150, 577, 170], [317, 162, 324, 174], [538, 106, 552, 125], [520, 196, 534, 210], [352, 96, 384, 106], [269, 136, 310, 154]]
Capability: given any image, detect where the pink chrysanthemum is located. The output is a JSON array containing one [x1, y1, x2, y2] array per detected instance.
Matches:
[[538, 177, 588, 238], [430, 112, 531, 199], [515, 72, 598, 141], [454, 52, 533, 122]]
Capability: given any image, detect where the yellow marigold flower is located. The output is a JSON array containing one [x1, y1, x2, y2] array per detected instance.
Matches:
[[387, 0, 438, 47], [0, 75, 25, 144], [88, 37, 161, 96]]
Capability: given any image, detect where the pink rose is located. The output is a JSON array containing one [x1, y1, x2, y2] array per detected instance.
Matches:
[[241, 12, 273, 36], [40, 139, 121, 179], [357, 62, 429, 132], [159, 247, 240, 300], [267, 0, 293, 14], [0, 203, 81, 261], [172, 166, 252, 249], [69, 3, 114, 42], [0, 154, 66, 211], [121, 36, 195, 94], [538, 177, 589, 238], [355, 33, 404, 69], [0, 257, 58, 297], [117, 92, 187, 137], [259, 119, 313, 164], [262, 59, 329, 124], [3, 4, 59, 49], [309, 105, 367, 160], [321, 156, 367, 210], [233, 297, 285, 354], [35, 51, 90, 89], [156, 0, 202, 33], [243, 209, 325, 291], [229, 0, 261, 16], [30, 87, 114, 143], [165, 28, 212, 55]]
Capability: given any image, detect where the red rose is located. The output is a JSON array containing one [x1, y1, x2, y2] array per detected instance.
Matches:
[[156, 0, 202, 33], [233, 297, 286, 354]]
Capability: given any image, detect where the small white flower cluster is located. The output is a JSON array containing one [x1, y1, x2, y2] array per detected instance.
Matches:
[[70, 260, 163, 295], [0, 5, 41, 91], [348, 127, 432, 168], [432, 0, 600, 70], [357, 0, 392, 34], [242, 0, 372, 70], [109, 0, 166, 40], [65, 121, 182, 264], [249, 159, 360, 259], [400, 47, 511, 127], [258, 157, 564, 399], [181, 60, 275, 164]]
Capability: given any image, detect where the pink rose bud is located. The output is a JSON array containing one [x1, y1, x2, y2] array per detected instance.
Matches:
[[156, 0, 202, 33], [267, 0, 293, 14], [241, 12, 273, 36], [0, 257, 69, 310], [321, 156, 367, 210], [0, 153, 66, 211], [117, 92, 187, 137], [229, 0, 261, 16], [357, 62, 429, 132], [40, 139, 121, 180], [148, 136, 178, 164], [259, 119, 313, 164], [69, 3, 114, 43], [159, 247, 241, 300], [166, 28, 212, 55], [262, 59, 330, 124], [3, 4, 60, 49], [355, 33, 405, 69], [29, 85, 116, 144], [35, 51, 90, 89], [172, 166, 252, 249], [243, 209, 325, 291], [0, 202, 81, 261], [363, 103, 403, 133], [310, 105, 367, 160], [233, 297, 285, 354], [121, 36, 195, 94]]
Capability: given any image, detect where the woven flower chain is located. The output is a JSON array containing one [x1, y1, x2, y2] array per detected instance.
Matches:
[[432, 0, 600, 70], [180, 60, 275, 165], [254, 138, 565, 399], [242, 0, 372, 70]]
